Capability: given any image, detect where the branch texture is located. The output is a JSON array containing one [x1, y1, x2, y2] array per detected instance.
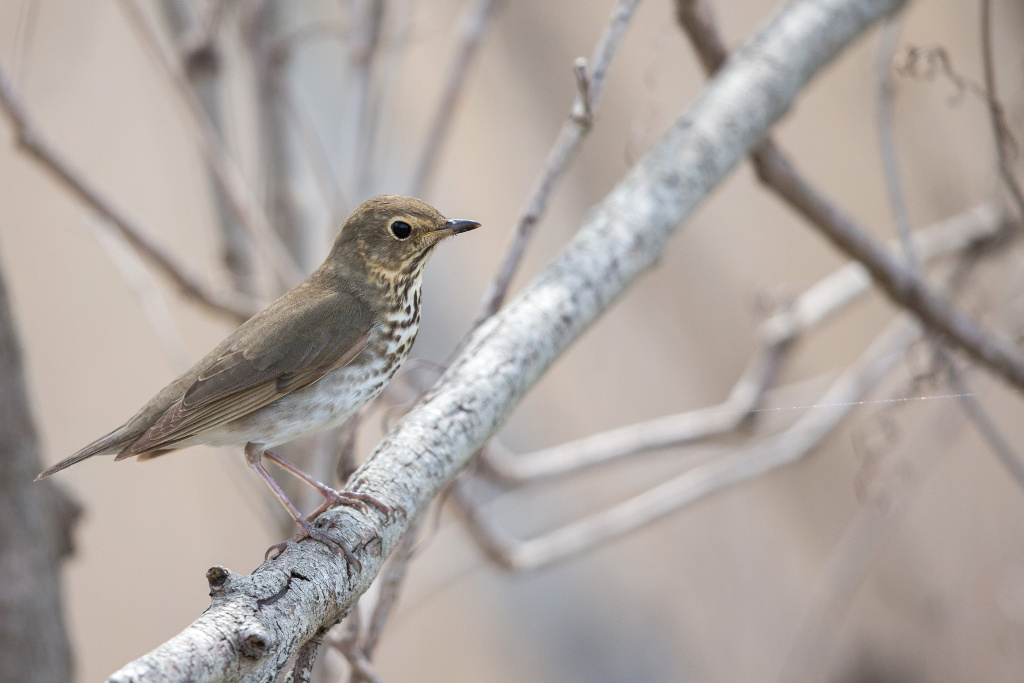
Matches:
[[108, 0, 907, 679]]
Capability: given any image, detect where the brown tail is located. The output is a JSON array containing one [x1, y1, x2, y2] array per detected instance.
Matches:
[[35, 430, 132, 480]]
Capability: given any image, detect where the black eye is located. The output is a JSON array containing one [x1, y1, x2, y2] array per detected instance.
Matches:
[[390, 220, 412, 240]]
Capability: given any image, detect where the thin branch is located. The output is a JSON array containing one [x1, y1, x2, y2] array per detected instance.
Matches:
[[468, 0, 640, 329], [12, 0, 40, 87], [676, 0, 1024, 394], [0, 59, 259, 323], [874, 18, 1024, 488], [363, 0, 415, 198], [894, 44, 990, 106], [348, 0, 387, 198], [159, 0, 261, 297], [875, 19, 917, 267], [244, 0, 326, 273], [775, 394, 964, 683], [119, 0, 306, 286], [351, 515, 423, 682], [281, 90, 349, 223], [455, 317, 922, 571], [480, 203, 1007, 483], [980, 0, 1024, 220], [769, 27, 1024, 678], [334, 644, 388, 683], [269, 20, 349, 58], [86, 218, 191, 372], [410, 0, 503, 196], [106, 1, 913, 678], [776, 23, 1024, 681], [289, 628, 327, 683]]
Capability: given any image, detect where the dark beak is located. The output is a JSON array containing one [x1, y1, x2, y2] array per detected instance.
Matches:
[[436, 218, 481, 235]]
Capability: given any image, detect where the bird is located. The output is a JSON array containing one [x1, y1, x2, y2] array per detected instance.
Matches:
[[37, 195, 480, 562]]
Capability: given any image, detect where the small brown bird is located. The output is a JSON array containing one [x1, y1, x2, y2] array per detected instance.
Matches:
[[38, 195, 480, 558]]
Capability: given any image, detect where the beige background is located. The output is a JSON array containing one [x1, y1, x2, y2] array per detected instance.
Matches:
[[1, 0, 1024, 680]]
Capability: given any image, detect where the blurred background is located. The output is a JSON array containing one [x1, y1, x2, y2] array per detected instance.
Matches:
[[1, 0, 1024, 681]]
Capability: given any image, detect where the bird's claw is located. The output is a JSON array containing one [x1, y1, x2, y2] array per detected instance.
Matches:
[[308, 488, 394, 522], [264, 540, 292, 561], [295, 517, 361, 570], [263, 519, 361, 570]]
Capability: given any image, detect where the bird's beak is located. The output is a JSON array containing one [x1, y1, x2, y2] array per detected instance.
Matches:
[[432, 218, 481, 236]]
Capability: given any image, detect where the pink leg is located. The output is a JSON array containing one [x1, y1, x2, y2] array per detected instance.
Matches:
[[245, 444, 360, 568], [263, 449, 391, 518]]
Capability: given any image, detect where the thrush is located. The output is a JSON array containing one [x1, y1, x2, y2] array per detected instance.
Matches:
[[38, 195, 480, 561]]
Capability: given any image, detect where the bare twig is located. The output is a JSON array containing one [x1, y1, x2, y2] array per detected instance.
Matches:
[[107, 1, 914, 678], [290, 628, 327, 683], [12, 0, 41, 86], [281, 92, 349, 223], [270, 20, 349, 57], [469, 0, 640, 328], [119, 0, 305, 285], [245, 0, 324, 273], [676, 0, 1024, 394], [0, 59, 259, 322], [351, 515, 423, 682], [895, 43, 990, 105], [876, 19, 917, 267], [455, 317, 922, 571], [777, 24, 1024, 681], [159, 0, 261, 297], [335, 646, 387, 683], [776, 394, 964, 683], [674, 0, 727, 72], [410, 0, 503, 196], [980, 0, 1024, 220], [365, 0, 415, 195], [86, 218, 191, 372], [874, 19, 1024, 488], [480, 203, 1007, 483], [348, 0, 387, 198], [330, 610, 388, 683]]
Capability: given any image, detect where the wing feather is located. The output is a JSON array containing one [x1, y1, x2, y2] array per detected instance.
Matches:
[[120, 288, 372, 457]]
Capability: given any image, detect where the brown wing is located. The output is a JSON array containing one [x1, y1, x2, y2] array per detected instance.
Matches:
[[119, 289, 372, 457]]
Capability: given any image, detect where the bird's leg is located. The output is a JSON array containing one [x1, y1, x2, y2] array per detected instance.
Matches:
[[245, 443, 360, 568], [262, 449, 392, 520]]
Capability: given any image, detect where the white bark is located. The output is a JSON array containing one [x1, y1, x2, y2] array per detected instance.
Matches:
[[108, 0, 907, 680]]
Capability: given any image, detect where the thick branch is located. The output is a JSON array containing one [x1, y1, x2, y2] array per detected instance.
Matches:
[[108, 0, 908, 679]]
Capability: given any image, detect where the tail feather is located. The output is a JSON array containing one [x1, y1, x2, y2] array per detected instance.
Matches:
[[35, 430, 133, 480]]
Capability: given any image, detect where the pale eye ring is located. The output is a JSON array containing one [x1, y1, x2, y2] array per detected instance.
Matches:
[[390, 220, 412, 240]]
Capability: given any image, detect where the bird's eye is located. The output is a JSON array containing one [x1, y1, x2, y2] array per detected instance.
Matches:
[[390, 220, 412, 240]]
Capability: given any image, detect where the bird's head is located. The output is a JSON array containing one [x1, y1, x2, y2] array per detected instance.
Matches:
[[326, 195, 480, 286]]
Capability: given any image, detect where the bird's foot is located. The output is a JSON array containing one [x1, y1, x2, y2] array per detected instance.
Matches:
[[295, 516, 361, 570], [262, 519, 361, 569], [264, 539, 292, 561], [308, 487, 393, 522]]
